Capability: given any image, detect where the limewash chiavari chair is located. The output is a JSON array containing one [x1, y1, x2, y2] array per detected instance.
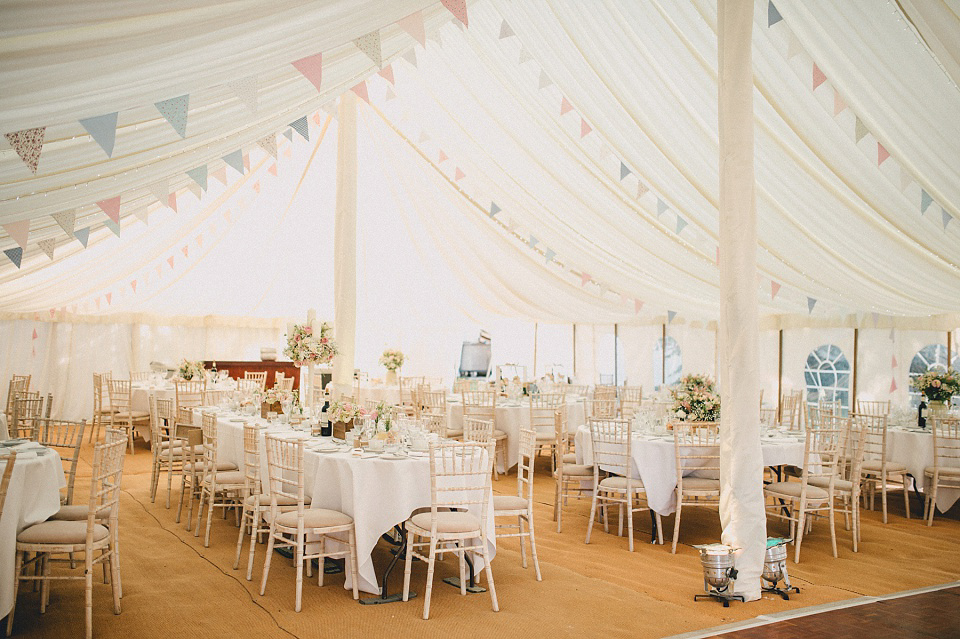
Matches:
[[858, 413, 910, 522], [11, 392, 44, 440], [400, 376, 426, 415], [422, 390, 460, 439], [129, 371, 152, 382], [202, 389, 232, 407], [244, 371, 267, 391], [7, 437, 125, 639], [4, 376, 30, 426], [0, 452, 17, 519], [618, 386, 643, 419], [174, 379, 205, 413], [90, 373, 116, 443], [34, 418, 86, 505], [671, 421, 721, 554], [586, 397, 618, 421], [586, 418, 662, 552], [462, 389, 505, 477], [809, 415, 865, 551], [463, 417, 494, 445], [196, 412, 245, 547], [402, 440, 498, 620], [764, 420, 844, 563], [779, 391, 803, 431], [553, 409, 592, 532], [148, 396, 190, 508], [274, 376, 294, 392], [106, 378, 147, 454], [493, 428, 542, 581], [259, 434, 359, 612], [856, 400, 890, 417], [529, 392, 565, 473], [924, 417, 960, 526], [236, 378, 262, 397]]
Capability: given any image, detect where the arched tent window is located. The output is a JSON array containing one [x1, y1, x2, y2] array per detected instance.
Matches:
[[654, 336, 682, 390], [804, 344, 850, 410], [908, 344, 960, 407], [597, 333, 626, 385]]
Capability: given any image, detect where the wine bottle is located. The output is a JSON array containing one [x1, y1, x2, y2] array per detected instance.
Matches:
[[918, 398, 927, 429], [320, 397, 332, 437]]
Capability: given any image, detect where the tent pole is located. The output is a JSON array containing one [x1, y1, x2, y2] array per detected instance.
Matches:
[[948, 330, 953, 368], [852, 328, 859, 410], [533, 322, 538, 379], [717, 0, 764, 602], [572, 324, 577, 382], [614, 323, 619, 386], [332, 91, 358, 394], [777, 329, 783, 422], [661, 323, 666, 388]]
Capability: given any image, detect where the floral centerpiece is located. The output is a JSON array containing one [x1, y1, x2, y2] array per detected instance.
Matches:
[[912, 369, 960, 404], [256, 386, 293, 418], [329, 399, 367, 428], [178, 359, 206, 381], [379, 349, 405, 385], [671, 374, 720, 422], [284, 317, 338, 367]]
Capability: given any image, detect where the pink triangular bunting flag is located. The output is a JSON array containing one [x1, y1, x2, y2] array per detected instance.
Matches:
[[580, 119, 592, 138], [833, 90, 847, 116], [292, 53, 324, 92], [131, 280, 137, 293], [32, 329, 38, 340], [580, 272, 591, 287], [878, 142, 890, 166], [2, 220, 30, 249], [4, 127, 45, 173], [253, 181, 261, 193], [181, 245, 189, 258], [560, 97, 573, 115], [105, 292, 112, 306], [454, 167, 465, 181], [351, 81, 369, 103], [283, 147, 292, 159], [441, 0, 468, 26], [211, 166, 227, 185], [397, 11, 426, 46], [812, 63, 826, 90], [96, 196, 121, 223], [378, 65, 394, 85], [438, 149, 448, 163], [889, 377, 897, 393], [313, 112, 322, 126], [892, 355, 898, 368], [771, 280, 781, 299], [167, 256, 175, 269], [196, 234, 203, 249], [268, 164, 277, 176], [168, 193, 178, 213], [634, 299, 644, 314]]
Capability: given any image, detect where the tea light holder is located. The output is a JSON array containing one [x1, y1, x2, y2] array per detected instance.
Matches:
[[693, 544, 745, 607], [761, 537, 799, 600]]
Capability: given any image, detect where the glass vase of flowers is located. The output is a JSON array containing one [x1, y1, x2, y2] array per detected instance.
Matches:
[[177, 359, 206, 381], [379, 349, 405, 385], [912, 369, 960, 416], [257, 387, 293, 419], [329, 400, 368, 439], [671, 374, 721, 423]]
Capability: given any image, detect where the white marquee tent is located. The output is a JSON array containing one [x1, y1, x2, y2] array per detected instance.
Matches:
[[2, 0, 959, 600]]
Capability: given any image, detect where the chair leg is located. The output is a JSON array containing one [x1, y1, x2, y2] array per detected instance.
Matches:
[[880, 475, 888, 524], [259, 526, 277, 596], [585, 491, 598, 544], [234, 507, 248, 570], [481, 536, 499, 613], [671, 495, 683, 554], [422, 536, 439, 620], [458, 542, 467, 595], [828, 504, 838, 558], [528, 512, 542, 581], [246, 511, 260, 581], [176, 472, 187, 523], [294, 533, 304, 613], [928, 482, 939, 526], [902, 473, 911, 519], [84, 550, 94, 639], [794, 506, 807, 563], [203, 483, 216, 546], [6, 551, 23, 636], [348, 528, 359, 600], [655, 512, 664, 545], [149, 456, 159, 503], [109, 549, 122, 614], [518, 516, 527, 568], [402, 530, 414, 602]]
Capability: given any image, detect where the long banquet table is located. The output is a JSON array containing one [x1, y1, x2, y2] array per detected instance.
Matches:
[[575, 426, 805, 515], [0, 446, 67, 616], [207, 410, 496, 595]]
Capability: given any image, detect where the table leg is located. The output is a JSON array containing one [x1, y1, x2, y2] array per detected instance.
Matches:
[[443, 549, 486, 594], [359, 526, 416, 604], [649, 510, 658, 543]]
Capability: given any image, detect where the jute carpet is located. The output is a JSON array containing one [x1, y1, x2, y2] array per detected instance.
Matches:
[[7, 439, 959, 639]]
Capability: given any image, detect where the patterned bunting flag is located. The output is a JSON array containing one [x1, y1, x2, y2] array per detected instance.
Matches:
[[667, 310, 677, 323], [258, 134, 278, 159], [657, 198, 668, 216], [441, 0, 468, 26], [227, 76, 259, 113], [378, 65, 394, 85], [619, 162, 631, 180], [771, 280, 781, 299], [292, 53, 324, 91], [3, 247, 22, 268], [52, 210, 76, 238], [186, 165, 208, 191], [79, 112, 119, 157], [454, 167, 465, 181], [38, 238, 55, 260], [499, 20, 515, 39], [854, 117, 868, 142], [675, 216, 687, 234], [154, 95, 189, 138], [351, 81, 369, 103], [942, 208, 953, 230], [2, 220, 30, 249], [4, 127, 45, 173], [74, 227, 90, 248], [877, 142, 890, 166], [812, 63, 826, 90], [289, 116, 309, 142], [354, 31, 383, 68], [560, 97, 573, 115], [96, 196, 121, 223], [580, 119, 591, 138], [807, 297, 817, 313], [223, 150, 244, 175], [768, 1, 783, 27], [489, 202, 501, 217], [920, 189, 933, 213], [397, 11, 426, 46], [636, 182, 649, 198], [538, 70, 553, 90]]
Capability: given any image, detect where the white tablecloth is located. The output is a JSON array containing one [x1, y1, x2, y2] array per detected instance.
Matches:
[[575, 426, 805, 515], [447, 399, 586, 471], [212, 413, 496, 595], [354, 383, 401, 405], [0, 449, 67, 616], [886, 427, 959, 514]]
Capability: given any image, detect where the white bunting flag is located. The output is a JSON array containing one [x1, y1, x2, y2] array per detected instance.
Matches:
[[397, 11, 426, 46], [227, 76, 259, 113]]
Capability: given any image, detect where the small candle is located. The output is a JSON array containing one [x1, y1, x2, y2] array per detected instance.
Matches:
[[307, 308, 316, 323]]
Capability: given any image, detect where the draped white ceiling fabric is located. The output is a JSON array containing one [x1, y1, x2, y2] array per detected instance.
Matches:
[[1, 0, 959, 328]]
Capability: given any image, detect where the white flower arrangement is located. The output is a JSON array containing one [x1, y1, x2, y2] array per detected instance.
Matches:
[[379, 349, 405, 372], [284, 319, 338, 366], [177, 359, 205, 381]]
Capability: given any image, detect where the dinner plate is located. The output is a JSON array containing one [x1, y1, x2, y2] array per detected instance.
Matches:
[[228, 418, 247, 423], [380, 452, 408, 460]]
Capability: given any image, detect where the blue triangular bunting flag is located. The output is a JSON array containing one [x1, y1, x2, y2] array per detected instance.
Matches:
[[657, 198, 668, 216], [921, 189, 933, 213], [282, 129, 293, 142], [104, 218, 121, 237], [619, 162, 631, 181], [223, 150, 244, 175], [78, 112, 118, 157], [186, 165, 207, 191], [768, 1, 783, 27], [489, 202, 501, 217], [544, 249, 556, 263], [807, 297, 817, 313], [667, 310, 677, 324], [289, 116, 310, 142], [3, 247, 22, 268], [74, 227, 90, 248], [529, 235, 539, 249], [676, 216, 687, 234], [154, 95, 189, 138], [943, 208, 953, 230]]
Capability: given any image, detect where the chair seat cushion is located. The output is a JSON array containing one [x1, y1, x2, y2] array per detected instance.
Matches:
[[680, 477, 721, 491], [204, 470, 245, 485], [535, 432, 556, 442], [408, 511, 481, 534], [267, 508, 352, 529], [764, 481, 828, 500], [924, 465, 960, 477], [246, 494, 308, 507], [809, 477, 855, 492], [49, 505, 111, 521], [861, 460, 907, 473], [599, 475, 643, 491], [493, 495, 528, 512], [562, 452, 577, 464], [558, 463, 593, 477], [493, 430, 507, 440], [445, 429, 464, 438], [18, 520, 110, 545], [183, 461, 238, 473]]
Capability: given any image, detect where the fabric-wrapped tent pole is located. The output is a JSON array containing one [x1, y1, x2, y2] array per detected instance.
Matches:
[[717, 0, 765, 602], [333, 92, 358, 391]]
